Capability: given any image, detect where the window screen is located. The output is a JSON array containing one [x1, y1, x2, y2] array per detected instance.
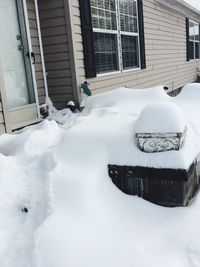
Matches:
[[188, 20, 199, 60], [94, 32, 119, 73], [121, 35, 139, 69], [91, 0, 140, 74], [91, 0, 117, 30], [119, 0, 138, 33]]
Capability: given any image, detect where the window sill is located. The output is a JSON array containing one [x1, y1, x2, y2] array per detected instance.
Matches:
[[96, 67, 141, 78], [188, 59, 200, 62]]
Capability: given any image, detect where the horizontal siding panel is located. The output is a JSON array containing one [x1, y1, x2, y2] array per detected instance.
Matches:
[[40, 17, 66, 28], [40, 8, 65, 19], [42, 26, 67, 37], [48, 78, 72, 87], [47, 69, 72, 78], [44, 52, 70, 63], [43, 43, 68, 54], [48, 85, 73, 94], [42, 35, 68, 46], [50, 94, 74, 102], [45, 61, 70, 70], [39, 1, 63, 10], [29, 19, 37, 29]]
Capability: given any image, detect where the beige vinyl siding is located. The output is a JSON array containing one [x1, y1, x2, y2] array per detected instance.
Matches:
[[0, 100, 6, 134], [70, 0, 200, 97], [38, 0, 74, 109], [27, 0, 46, 104]]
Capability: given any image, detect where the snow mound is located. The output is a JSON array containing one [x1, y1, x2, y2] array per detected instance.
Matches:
[[2, 84, 200, 267], [82, 86, 169, 111], [55, 133, 108, 170], [135, 102, 187, 133], [176, 83, 200, 102]]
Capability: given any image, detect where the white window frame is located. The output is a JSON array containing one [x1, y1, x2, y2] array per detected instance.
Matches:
[[91, 0, 141, 76], [189, 19, 200, 61]]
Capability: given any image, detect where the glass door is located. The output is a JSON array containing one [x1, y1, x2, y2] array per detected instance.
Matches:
[[0, 0, 37, 128]]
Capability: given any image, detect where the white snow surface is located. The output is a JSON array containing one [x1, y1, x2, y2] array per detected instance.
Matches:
[[135, 102, 186, 133], [78, 85, 200, 169], [1, 84, 200, 267]]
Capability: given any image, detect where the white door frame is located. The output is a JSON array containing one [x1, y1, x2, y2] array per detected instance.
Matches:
[[22, 0, 41, 121], [0, 61, 12, 133], [34, 0, 49, 99]]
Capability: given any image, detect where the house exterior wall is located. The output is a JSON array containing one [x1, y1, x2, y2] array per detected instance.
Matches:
[[27, 0, 46, 104], [69, 0, 200, 98], [38, 0, 75, 109]]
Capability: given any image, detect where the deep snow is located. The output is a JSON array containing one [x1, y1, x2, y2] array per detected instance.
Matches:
[[135, 102, 186, 133], [1, 84, 200, 267]]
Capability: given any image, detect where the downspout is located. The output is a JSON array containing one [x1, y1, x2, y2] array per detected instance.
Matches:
[[23, 0, 40, 120], [34, 0, 49, 100]]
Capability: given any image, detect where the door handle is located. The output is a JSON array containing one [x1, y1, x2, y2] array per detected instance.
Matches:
[[31, 52, 36, 64], [26, 51, 36, 64]]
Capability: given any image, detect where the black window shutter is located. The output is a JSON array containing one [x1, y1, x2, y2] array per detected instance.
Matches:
[[186, 18, 190, 61], [137, 0, 146, 69], [79, 0, 96, 78]]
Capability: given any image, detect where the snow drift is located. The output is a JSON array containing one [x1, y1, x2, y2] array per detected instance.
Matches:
[[1, 84, 200, 267]]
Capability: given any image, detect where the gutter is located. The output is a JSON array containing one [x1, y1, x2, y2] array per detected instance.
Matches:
[[157, 0, 200, 19], [179, 0, 200, 15]]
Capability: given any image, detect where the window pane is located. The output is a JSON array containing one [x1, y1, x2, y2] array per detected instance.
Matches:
[[121, 35, 139, 69], [91, 0, 117, 30], [94, 33, 119, 74], [91, 0, 98, 7], [189, 20, 199, 60], [195, 24, 199, 41], [119, 0, 138, 33], [119, 0, 137, 16], [189, 21, 195, 41], [195, 42, 199, 59], [189, 41, 194, 60]]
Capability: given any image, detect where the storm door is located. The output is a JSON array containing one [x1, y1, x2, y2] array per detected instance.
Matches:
[[0, 0, 38, 129]]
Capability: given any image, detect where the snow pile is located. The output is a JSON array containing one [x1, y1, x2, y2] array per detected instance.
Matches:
[[1, 84, 200, 266], [34, 133, 200, 267], [175, 84, 200, 139], [82, 86, 170, 114], [176, 83, 200, 102], [0, 121, 65, 267], [66, 85, 200, 169], [135, 102, 187, 133], [45, 97, 79, 127]]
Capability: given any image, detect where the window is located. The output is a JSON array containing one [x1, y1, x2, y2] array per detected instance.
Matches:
[[91, 0, 140, 74], [188, 20, 199, 60]]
